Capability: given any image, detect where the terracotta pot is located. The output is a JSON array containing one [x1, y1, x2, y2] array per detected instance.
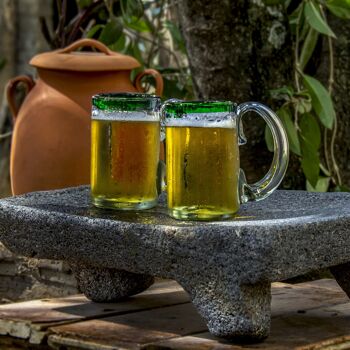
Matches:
[[7, 39, 163, 195]]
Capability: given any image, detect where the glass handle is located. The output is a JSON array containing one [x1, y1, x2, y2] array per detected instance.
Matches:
[[157, 99, 183, 195], [237, 102, 289, 203]]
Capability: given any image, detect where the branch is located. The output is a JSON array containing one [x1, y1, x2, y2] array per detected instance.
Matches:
[[66, 0, 105, 45], [125, 28, 185, 74], [39, 17, 54, 49]]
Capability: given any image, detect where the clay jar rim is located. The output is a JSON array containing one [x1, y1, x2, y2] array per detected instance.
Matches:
[[30, 50, 140, 72]]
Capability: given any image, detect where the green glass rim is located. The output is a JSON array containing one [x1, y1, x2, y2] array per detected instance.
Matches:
[[163, 100, 236, 117], [92, 92, 161, 112]]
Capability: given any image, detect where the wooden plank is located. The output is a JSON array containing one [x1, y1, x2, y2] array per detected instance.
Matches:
[[271, 280, 348, 316], [48, 303, 206, 350], [0, 335, 50, 349], [0, 280, 188, 344], [48, 279, 350, 350], [296, 278, 341, 290], [146, 280, 350, 350]]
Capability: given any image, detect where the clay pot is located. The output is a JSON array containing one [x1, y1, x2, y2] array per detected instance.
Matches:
[[7, 39, 163, 195]]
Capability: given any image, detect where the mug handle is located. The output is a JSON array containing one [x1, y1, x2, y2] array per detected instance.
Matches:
[[237, 102, 289, 203], [157, 99, 183, 195], [6, 75, 35, 124]]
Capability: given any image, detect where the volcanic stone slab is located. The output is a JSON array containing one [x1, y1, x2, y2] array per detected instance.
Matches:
[[0, 186, 349, 341]]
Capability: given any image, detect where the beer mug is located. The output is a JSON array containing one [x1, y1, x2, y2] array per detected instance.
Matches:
[[161, 100, 289, 220], [91, 93, 161, 210]]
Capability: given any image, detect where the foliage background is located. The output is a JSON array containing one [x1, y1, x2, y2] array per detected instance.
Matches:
[[1, 0, 350, 195], [40, 0, 193, 100]]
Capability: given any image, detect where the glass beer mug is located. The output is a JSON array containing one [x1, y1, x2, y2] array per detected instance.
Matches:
[[161, 100, 289, 220], [91, 93, 161, 210]]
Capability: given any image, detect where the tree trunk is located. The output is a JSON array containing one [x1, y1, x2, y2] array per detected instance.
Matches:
[[0, 0, 16, 100], [0, 0, 52, 198], [172, 0, 309, 189]]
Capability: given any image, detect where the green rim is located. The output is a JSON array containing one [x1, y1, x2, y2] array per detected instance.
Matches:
[[92, 93, 161, 112], [163, 100, 236, 117]]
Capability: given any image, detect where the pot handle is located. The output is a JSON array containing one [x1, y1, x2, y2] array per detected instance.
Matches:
[[6, 75, 35, 123], [58, 38, 112, 56], [134, 69, 164, 96]]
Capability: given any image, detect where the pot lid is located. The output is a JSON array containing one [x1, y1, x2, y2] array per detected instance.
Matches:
[[30, 39, 140, 72]]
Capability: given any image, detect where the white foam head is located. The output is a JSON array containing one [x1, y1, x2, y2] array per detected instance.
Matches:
[[92, 107, 160, 122], [164, 112, 236, 128]]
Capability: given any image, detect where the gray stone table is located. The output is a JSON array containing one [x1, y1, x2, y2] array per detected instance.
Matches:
[[0, 186, 349, 341]]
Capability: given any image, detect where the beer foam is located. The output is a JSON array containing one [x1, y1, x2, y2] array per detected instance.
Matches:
[[164, 112, 235, 128], [92, 107, 159, 122]]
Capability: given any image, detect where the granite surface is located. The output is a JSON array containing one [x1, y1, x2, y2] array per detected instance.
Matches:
[[0, 186, 349, 340]]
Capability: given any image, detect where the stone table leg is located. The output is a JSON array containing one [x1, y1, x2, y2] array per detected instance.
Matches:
[[70, 264, 154, 302], [178, 276, 271, 341], [330, 262, 350, 298]]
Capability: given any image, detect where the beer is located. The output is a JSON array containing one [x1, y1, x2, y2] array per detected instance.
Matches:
[[166, 123, 240, 220], [91, 118, 160, 209]]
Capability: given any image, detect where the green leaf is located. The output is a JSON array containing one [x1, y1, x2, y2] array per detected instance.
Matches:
[[300, 28, 319, 70], [326, 0, 350, 19], [265, 125, 274, 152], [299, 113, 321, 150], [98, 8, 109, 21], [301, 148, 320, 187], [109, 34, 126, 52], [306, 177, 330, 192], [125, 18, 151, 32], [76, 0, 93, 9], [296, 97, 312, 114], [165, 20, 186, 53], [87, 24, 104, 39], [132, 43, 144, 66], [299, 113, 321, 187], [120, 0, 144, 20], [263, 0, 285, 5], [289, 2, 304, 31], [278, 108, 301, 156], [270, 86, 294, 100], [299, 15, 311, 42], [303, 74, 335, 129], [335, 184, 350, 192], [99, 18, 123, 46], [304, 1, 336, 38]]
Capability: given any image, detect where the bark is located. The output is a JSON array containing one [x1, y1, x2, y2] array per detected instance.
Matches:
[[0, 0, 16, 99], [16, 0, 51, 76], [172, 0, 304, 189], [0, 0, 52, 197], [0, 0, 16, 198]]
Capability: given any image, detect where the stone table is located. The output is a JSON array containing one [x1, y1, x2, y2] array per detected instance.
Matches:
[[0, 186, 349, 342]]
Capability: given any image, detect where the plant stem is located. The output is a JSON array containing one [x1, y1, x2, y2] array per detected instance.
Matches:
[[67, 0, 104, 45], [328, 34, 341, 185], [320, 5, 342, 186], [323, 129, 332, 179], [0, 131, 12, 140], [294, 4, 303, 93], [125, 28, 184, 73]]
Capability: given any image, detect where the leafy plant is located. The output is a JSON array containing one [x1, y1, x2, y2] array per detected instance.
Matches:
[[264, 0, 350, 192], [40, 0, 193, 99]]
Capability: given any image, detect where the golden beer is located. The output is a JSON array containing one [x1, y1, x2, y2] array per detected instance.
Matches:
[[91, 119, 160, 209], [166, 125, 240, 220], [162, 99, 289, 221]]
